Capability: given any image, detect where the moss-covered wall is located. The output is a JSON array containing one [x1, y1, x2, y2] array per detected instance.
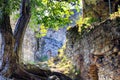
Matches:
[[65, 17, 120, 80]]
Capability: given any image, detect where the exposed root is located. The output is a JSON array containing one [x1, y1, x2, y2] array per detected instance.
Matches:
[[8, 65, 72, 80]]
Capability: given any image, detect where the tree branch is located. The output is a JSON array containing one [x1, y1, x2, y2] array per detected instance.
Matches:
[[14, 0, 31, 63]]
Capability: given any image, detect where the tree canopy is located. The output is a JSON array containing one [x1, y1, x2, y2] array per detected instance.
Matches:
[[3, 0, 81, 30]]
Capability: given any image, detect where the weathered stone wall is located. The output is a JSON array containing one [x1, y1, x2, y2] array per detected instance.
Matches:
[[83, 0, 120, 21], [83, 0, 109, 21], [65, 17, 120, 80]]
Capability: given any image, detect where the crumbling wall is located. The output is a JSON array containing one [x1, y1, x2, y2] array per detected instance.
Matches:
[[65, 17, 120, 80], [83, 0, 120, 21]]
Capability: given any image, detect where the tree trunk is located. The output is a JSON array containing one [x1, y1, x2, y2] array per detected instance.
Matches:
[[0, 1, 17, 77], [0, 0, 36, 79], [14, 0, 31, 64]]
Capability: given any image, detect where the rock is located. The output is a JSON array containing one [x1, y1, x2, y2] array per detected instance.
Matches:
[[34, 28, 66, 61], [83, 0, 120, 21], [65, 17, 120, 80], [22, 28, 36, 62]]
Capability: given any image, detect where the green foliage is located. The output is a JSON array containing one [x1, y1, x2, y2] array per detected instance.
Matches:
[[76, 17, 98, 32], [30, 0, 81, 31], [2, 0, 81, 37], [9, 0, 21, 12], [48, 45, 79, 79], [0, 0, 20, 14], [48, 53, 74, 75], [7, 0, 81, 31], [34, 24, 47, 37]]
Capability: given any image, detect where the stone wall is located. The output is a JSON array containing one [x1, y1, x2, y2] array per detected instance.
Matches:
[[65, 17, 120, 80], [83, 0, 120, 21]]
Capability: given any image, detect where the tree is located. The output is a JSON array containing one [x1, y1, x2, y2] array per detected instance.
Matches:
[[0, 0, 80, 79]]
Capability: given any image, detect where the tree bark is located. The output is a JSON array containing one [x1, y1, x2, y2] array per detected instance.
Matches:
[[0, 0, 17, 77], [14, 0, 31, 63]]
